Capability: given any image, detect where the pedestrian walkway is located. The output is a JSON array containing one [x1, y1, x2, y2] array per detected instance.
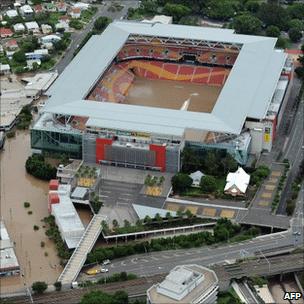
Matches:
[[58, 213, 106, 286]]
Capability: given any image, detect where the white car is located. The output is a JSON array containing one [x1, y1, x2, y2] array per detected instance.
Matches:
[[101, 268, 108, 273], [103, 259, 111, 265]]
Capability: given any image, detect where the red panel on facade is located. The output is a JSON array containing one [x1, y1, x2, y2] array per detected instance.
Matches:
[[48, 193, 59, 213], [272, 116, 277, 141], [49, 179, 59, 190], [96, 138, 113, 163], [150, 144, 166, 172]]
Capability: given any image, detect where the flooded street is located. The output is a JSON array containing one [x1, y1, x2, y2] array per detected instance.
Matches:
[[0, 131, 61, 293]]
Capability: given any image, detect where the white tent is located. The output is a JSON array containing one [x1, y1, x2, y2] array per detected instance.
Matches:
[[189, 170, 204, 187], [224, 167, 250, 196]]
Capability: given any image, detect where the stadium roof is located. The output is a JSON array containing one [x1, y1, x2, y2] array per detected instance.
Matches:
[[42, 21, 287, 136]]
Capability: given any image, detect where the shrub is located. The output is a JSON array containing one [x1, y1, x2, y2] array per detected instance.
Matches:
[[54, 281, 62, 291], [32, 281, 47, 294], [33, 225, 39, 231], [6, 131, 15, 138], [40, 241, 45, 248], [28, 211, 33, 215], [25, 154, 56, 181], [24, 202, 30, 208]]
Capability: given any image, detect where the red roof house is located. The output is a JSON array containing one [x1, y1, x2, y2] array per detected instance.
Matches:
[[0, 28, 13, 38]]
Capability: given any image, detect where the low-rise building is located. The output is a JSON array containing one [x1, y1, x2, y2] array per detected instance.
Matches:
[[48, 182, 85, 249], [0, 64, 11, 75], [41, 24, 52, 34], [0, 221, 20, 276], [40, 34, 61, 44], [27, 59, 41, 70], [73, 2, 90, 11], [5, 9, 18, 18], [56, 1, 67, 13], [19, 4, 33, 18], [5, 39, 18, 50], [55, 20, 69, 32], [0, 28, 13, 38], [13, 23, 25, 32], [25, 49, 48, 60], [224, 167, 250, 196], [45, 2, 56, 12], [33, 4, 44, 14], [25, 21, 40, 33], [70, 7, 81, 19], [142, 15, 173, 25], [147, 265, 219, 304]]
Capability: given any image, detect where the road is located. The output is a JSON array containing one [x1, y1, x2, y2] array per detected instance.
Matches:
[[78, 229, 303, 283], [277, 97, 304, 215], [54, 0, 139, 74]]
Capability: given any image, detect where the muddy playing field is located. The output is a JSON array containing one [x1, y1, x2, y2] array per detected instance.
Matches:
[[124, 77, 222, 113]]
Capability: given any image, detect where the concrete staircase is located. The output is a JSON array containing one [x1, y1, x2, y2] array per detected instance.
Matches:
[[58, 214, 105, 286]]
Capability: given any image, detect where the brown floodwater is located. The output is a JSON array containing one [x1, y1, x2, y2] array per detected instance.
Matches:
[[0, 131, 62, 294], [124, 77, 221, 113]]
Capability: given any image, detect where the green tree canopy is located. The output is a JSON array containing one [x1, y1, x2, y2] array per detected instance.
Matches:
[[200, 175, 217, 193], [244, 0, 260, 13], [163, 3, 191, 22], [286, 3, 304, 20], [93, 16, 111, 32], [233, 14, 262, 35], [80, 290, 128, 304], [171, 173, 193, 193], [258, 3, 288, 30], [206, 0, 238, 21], [266, 25, 281, 37], [13, 50, 26, 63], [289, 27, 302, 42], [288, 19, 304, 31], [32, 281, 48, 294]]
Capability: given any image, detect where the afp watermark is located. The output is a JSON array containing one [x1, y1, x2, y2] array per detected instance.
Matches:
[[284, 292, 303, 301]]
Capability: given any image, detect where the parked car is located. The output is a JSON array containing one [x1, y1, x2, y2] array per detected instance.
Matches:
[[103, 259, 111, 265]]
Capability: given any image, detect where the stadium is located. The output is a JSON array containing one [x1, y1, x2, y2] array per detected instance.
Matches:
[[31, 21, 293, 172]]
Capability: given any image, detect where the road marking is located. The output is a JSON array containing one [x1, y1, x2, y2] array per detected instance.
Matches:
[[161, 255, 171, 259], [151, 256, 159, 261], [99, 195, 109, 198]]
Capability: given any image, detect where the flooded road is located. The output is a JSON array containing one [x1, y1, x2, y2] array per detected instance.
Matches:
[[0, 131, 61, 293]]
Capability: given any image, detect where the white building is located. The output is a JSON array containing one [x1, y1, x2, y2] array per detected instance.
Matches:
[[73, 2, 90, 11], [224, 167, 250, 196], [55, 21, 69, 32], [25, 21, 40, 33], [6, 9, 18, 18], [189, 171, 204, 187], [40, 34, 61, 44], [147, 265, 219, 304], [19, 5, 33, 18], [48, 183, 85, 249], [0, 64, 11, 75], [13, 23, 25, 32], [0, 221, 20, 276], [41, 24, 53, 34], [70, 7, 81, 19]]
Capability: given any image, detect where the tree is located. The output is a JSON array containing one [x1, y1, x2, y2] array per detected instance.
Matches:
[[32, 281, 47, 294], [287, 3, 304, 20], [266, 25, 280, 38], [112, 219, 119, 228], [295, 66, 304, 79], [93, 16, 111, 32], [221, 154, 238, 174], [289, 27, 302, 42], [233, 14, 262, 35], [276, 37, 288, 49], [245, 1, 260, 13], [80, 290, 128, 304], [163, 3, 191, 22], [13, 50, 26, 63], [206, 0, 238, 21], [171, 173, 193, 193], [258, 3, 288, 30], [20, 35, 39, 52], [200, 175, 217, 193], [204, 151, 219, 176], [288, 19, 304, 31]]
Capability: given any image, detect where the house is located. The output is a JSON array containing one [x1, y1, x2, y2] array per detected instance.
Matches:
[[224, 167, 250, 196], [33, 4, 44, 14], [45, 3, 56, 12], [6, 9, 18, 18], [55, 21, 69, 32], [56, 2, 67, 13], [41, 24, 53, 34], [41, 42, 53, 50], [13, 23, 25, 32], [27, 59, 41, 70], [0, 64, 11, 75], [25, 21, 40, 33], [0, 28, 13, 38], [6, 51, 16, 60], [59, 15, 70, 23], [25, 49, 48, 60], [5, 39, 18, 51], [73, 2, 90, 11], [40, 34, 61, 44], [19, 5, 34, 18], [70, 7, 81, 19], [189, 171, 205, 187]]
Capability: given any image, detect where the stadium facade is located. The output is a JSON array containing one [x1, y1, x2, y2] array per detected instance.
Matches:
[[31, 21, 293, 172]]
